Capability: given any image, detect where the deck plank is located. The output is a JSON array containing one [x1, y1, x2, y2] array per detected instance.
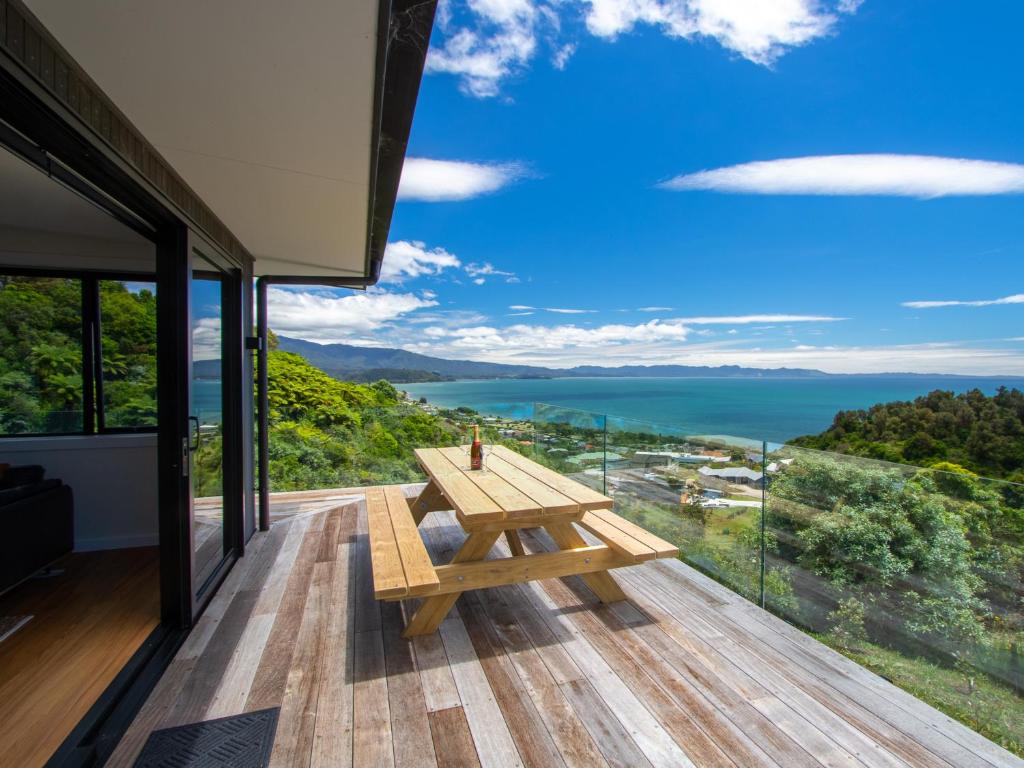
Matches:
[[107, 499, 1020, 768], [310, 508, 358, 768], [430, 706, 483, 768], [382, 601, 439, 768]]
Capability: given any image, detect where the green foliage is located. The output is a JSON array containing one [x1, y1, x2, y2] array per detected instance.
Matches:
[[769, 455, 987, 644], [792, 387, 1024, 479], [263, 348, 462, 491], [0, 276, 158, 433]]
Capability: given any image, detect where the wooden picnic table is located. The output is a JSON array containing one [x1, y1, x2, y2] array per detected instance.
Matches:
[[371, 444, 677, 637]]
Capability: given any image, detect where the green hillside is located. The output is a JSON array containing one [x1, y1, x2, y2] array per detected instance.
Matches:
[[264, 348, 463, 489], [792, 388, 1024, 481]]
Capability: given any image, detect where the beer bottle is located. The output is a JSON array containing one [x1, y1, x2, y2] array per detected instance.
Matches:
[[470, 424, 483, 470]]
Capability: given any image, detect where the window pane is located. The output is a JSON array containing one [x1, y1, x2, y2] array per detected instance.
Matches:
[[0, 275, 84, 434], [99, 280, 157, 429]]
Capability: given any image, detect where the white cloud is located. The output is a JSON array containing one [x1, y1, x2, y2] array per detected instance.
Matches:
[[398, 157, 524, 202], [408, 314, 853, 367], [662, 155, 1024, 197], [424, 319, 692, 353], [637, 305, 675, 312], [507, 304, 597, 313], [584, 0, 856, 66], [267, 286, 437, 343], [553, 42, 576, 69], [465, 261, 519, 284], [380, 240, 461, 283], [411, 326, 1024, 374], [426, 0, 542, 97], [677, 313, 845, 324], [430, 0, 860, 98], [901, 293, 1024, 309], [192, 317, 221, 362]]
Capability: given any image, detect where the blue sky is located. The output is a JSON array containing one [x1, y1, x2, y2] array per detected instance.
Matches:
[[270, 0, 1024, 374]]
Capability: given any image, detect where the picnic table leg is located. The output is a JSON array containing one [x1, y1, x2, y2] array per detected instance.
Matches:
[[403, 530, 500, 638], [504, 529, 525, 557], [409, 480, 450, 526], [543, 522, 627, 603]]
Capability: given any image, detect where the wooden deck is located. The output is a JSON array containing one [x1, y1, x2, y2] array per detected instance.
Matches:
[[109, 487, 1021, 768]]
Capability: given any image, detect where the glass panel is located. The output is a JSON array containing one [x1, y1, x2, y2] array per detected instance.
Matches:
[[765, 445, 1024, 747], [532, 402, 607, 492], [99, 280, 157, 429], [190, 269, 225, 591], [0, 275, 83, 434], [604, 414, 767, 602]]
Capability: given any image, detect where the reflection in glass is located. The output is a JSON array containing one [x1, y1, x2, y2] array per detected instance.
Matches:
[[190, 271, 225, 591]]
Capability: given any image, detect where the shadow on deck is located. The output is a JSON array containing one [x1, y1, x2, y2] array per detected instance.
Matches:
[[108, 486, 1022, 767]]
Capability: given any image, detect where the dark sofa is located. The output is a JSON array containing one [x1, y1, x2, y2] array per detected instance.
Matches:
[[0, 465, 74, 595]]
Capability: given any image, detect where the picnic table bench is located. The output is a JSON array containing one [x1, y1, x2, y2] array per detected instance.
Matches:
[[366, 444, 678, 637]]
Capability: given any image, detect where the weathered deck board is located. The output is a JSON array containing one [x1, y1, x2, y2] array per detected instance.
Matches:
[[107, 489, 1023, 768]]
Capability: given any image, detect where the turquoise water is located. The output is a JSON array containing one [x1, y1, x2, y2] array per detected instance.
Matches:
[[402, 377, 1020, 443]]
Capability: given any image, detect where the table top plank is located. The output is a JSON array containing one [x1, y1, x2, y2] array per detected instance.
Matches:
[[481, 451, 580, 516], [414, 448, 505, 523], [487, 445, 613, 510], [436, 447, 542, 519]]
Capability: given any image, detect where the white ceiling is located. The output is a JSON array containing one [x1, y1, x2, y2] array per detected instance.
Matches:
[[0, 146, 155, 271], [0, 146, 143, 241], [26, 0, 380, 278]]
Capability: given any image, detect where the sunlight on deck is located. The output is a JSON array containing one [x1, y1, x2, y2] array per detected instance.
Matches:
[[108, 486, 1021, 768]]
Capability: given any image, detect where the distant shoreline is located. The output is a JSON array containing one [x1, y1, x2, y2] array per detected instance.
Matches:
[[400, 376, 1021, 444]]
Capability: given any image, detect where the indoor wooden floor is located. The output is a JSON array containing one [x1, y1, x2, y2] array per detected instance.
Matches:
[[0, 547, 160, 767], [109, 489, 1020, 768]]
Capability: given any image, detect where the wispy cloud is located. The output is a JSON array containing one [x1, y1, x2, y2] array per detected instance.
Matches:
[[677, 313, 845, 324], [637, 306, 675, 312], [901, 293, 1024, 309], [430, 0, 862, 98], [585, 0, 859, 66], [398, 157, 525, 201], [427, 0, 545, 98], [380, 241, 461, 283], [465, 262, 519, 284], [407, 328, 1024, 374], [508, 305, 597, 314], [662, 155, 1024, 197]]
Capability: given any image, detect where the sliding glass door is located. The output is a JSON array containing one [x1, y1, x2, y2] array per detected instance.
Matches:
[[189, 262, 226, 591], [187, 238, 243, 609]]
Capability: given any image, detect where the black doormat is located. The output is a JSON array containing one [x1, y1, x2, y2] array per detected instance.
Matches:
[[133, 708, 279, 768]]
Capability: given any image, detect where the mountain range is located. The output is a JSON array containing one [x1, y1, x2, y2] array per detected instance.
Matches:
[[276, 336, 1014, 383]]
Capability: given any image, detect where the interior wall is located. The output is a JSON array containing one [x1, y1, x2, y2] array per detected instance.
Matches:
[[0, 435, 158, 551]]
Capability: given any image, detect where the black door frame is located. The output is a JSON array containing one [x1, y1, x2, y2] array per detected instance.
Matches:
[[0, 60, 253, 629], [186, 231, 246, 618]]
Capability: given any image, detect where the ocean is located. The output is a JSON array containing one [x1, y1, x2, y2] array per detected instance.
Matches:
[[401, 376, 1020, 443]]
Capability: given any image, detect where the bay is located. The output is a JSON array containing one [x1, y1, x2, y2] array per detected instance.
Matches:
[[401, 376, 1020, 443]]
